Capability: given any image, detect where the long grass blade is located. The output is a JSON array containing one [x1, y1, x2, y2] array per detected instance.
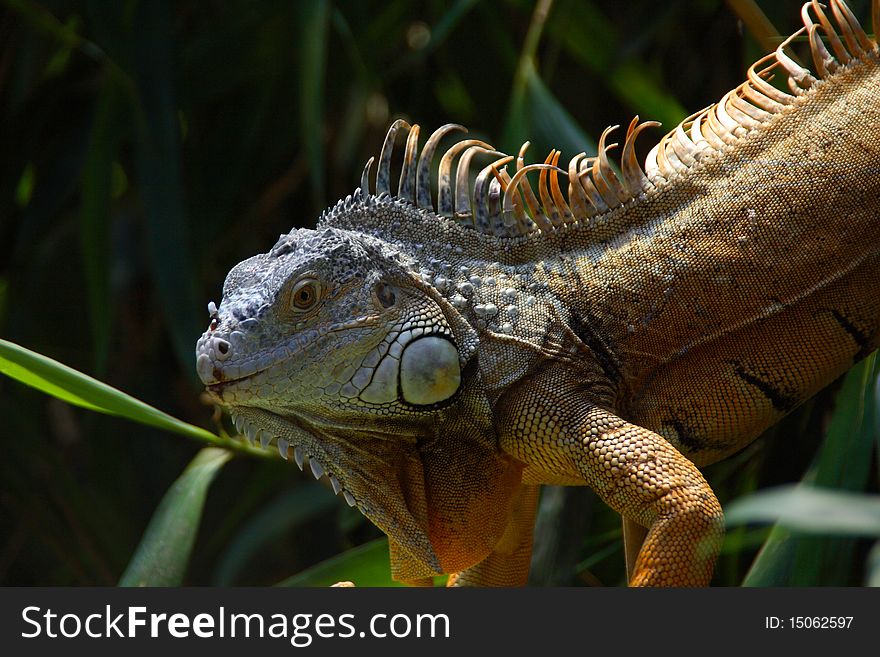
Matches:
[[130, 0, 201, 369], [727, 485, 880, 535], [80, 73, 124, 375], [213, 483, 338, 585], [738, 353, 878, 585], [119, 448, 231, 586], [0, 337, 263, 456], [298, 0, 330, 213]]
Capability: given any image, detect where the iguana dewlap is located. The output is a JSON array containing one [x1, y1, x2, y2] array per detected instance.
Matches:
[[196, 0, 880, 586]]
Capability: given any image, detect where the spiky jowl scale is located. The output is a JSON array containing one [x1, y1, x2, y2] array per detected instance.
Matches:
[[197, 0, 880, 586]]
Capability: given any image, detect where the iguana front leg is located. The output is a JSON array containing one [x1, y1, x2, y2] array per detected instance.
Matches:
[[498, 367, 724, 586]]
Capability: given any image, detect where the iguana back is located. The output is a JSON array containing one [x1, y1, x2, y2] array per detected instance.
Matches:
[[566, 50, 880, 467]]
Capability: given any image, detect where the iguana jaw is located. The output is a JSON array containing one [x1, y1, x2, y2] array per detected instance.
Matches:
[[224, 405, 445, 575], [216, 364, 526, 581]]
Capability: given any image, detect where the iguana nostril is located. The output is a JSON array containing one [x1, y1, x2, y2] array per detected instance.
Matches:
[[215, 339, 231, 359]]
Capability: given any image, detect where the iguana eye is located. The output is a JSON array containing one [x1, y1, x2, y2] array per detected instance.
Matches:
[[290, 278, 322, 311]]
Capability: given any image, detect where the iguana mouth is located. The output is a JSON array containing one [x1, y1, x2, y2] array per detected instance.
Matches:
[[203, 368, 277, 406], [205, 368, 266, 393], [196, 317, 382, 388]]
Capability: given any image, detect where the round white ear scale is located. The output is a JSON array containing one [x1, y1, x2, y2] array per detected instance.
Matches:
[[399, 336, 460, 405]]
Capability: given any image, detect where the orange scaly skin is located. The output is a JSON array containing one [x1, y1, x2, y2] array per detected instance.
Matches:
[[197, 0, 880, 586]]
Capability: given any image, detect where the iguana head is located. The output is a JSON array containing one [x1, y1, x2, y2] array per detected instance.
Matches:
[[195, 125, 533, 577], [197, 224, 468, 420]]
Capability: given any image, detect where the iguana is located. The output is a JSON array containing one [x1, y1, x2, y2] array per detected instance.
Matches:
[[196, 0, 880, 586]]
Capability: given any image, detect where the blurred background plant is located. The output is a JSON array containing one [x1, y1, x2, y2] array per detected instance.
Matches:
[[1, 0, 877, 586]]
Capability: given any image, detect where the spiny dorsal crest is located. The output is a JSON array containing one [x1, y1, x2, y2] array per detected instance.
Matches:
[[347, 0, 878, 240]]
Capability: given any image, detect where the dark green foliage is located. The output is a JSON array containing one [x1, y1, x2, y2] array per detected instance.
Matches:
[[0, 0, 876, 586]]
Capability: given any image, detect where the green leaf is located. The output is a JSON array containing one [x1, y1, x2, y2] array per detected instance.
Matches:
[[0, 337, 237, 447], [277, 538, 406, 588], [119, 448, 232, 586], [5, 0, 94, 55], [808, 353, 878, 490], [14, 162, 35, 208], [130, 0, 202, 370], [740, 353, 879, 585], [545, 0, 687, 128], [80, 72, 125, 374], [874, 358, 880, 480], [867, 541, 880, 586], [518, 68, 598, 157], [298, 0, 330, 213], [738, 525, 795, 585], [608, 61, 688, 131], [213, 483, 339, 585], [727, 485, 880, 536]]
